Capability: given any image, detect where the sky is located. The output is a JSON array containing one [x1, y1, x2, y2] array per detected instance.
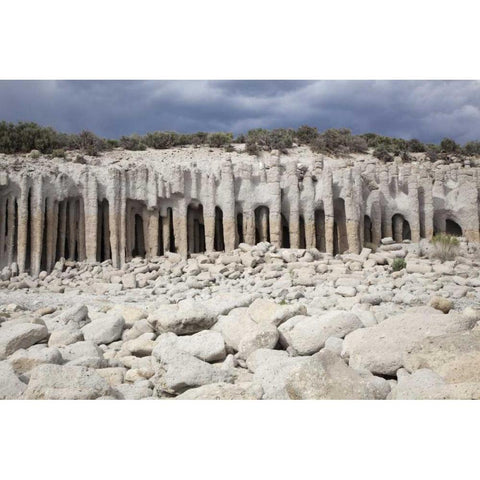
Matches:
[[0, 80, 479, 144]]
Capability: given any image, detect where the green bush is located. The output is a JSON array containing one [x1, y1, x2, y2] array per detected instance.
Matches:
[[51, 148, 66, 158], [392, 258, 407, 272], [373, 145, 393, 162], [407, 138, 425, 152], [296, 125, 319, 144], [463, 141, 480, 156], [225, 144, 235, 152], [207, 132, 233, 148], [78, 130, 105, 156], [431, 233, 460, 262], [245, 140, 260, 156], [120, 134, 147, 151], [145, 131, 178, 149], [233, 134, 246, 144], [440, 137, 458, 153], [29, 149, 41, 159]]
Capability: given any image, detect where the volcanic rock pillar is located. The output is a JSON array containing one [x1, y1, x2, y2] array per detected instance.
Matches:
[[30, 178, 44, 277], [84, 172, 98, 263], [16, 177, 29, 273], [286, 162, 299, 249]]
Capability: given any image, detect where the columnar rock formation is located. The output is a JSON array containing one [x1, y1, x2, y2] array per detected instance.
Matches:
[[1, 148, 478, 277]]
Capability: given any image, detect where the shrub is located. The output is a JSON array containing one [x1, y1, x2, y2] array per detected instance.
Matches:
[[207, 132, 233, 148], [190, 131, 208, 146], [145, 131, 178, 149], [431, 233, 460, 262], [29, 149, 41, 159], [120, 134, 146, 151], [78, 130, 105, 156], [440, 137, 458, 153], [463, 141, 480, 156], [233, 134, 246, 144], [373, 145, 393, 162], [245, 140, 260, 156], [392, 258, 407, 272], [225, 144, 235, 152], [51, 148, 66, 158], [74, 154, 86, 164], [296, 125, 319, 144], [407, 138, 425, 152]]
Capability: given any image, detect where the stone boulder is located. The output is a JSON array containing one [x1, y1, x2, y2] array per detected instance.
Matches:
[[237, 322, 279, 360], [48, 326, 84, 347], [148, 301, 216, 335], [81, 313, 125, 345], [211, 308, 257, 351], [342, 307, 476, 376], [389, 368, 480, 400], [248, 298, 306, 327], [285, 350, 390, 400], [152, 333, 234, 394], [278, 311, 362, 356], [60, 340, 106, 369], [9, 344, 63, 376], [429, 295, 453, 314], [43, 304, 89, 332], [403, 331, 480, 383], [175, 330, 226, 363], [0, 322, 49, 360], [24, 364, 113, 400], [0, 361, 27, 399], [176, 382, 264, 400], [247, 348, 309, 399]]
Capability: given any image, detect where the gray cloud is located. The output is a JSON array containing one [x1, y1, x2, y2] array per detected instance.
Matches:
[[0, 80, 479, 143]]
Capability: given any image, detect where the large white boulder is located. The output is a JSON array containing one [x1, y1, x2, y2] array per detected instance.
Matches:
[[0, 361, 26, 399], [248, 298, 306, 326], [247, 348, 309, 399], [211, 308, 257, 351], [237, 322, 279, 360], [342, 307, 476, 376], [389, 369, 480, 400], [176, 382, 263, 400], [9, 344, 63, 376], [24, 364, 113, 399], [403, 331, 480, 383], [81, 313, 125, 345], [175, 330, 226, 362], [43, 304, 89, 332], [152, 333, 234, 394], [60, 340, 106, 369], [278, 311, 362, 356], [0, 322, 49, 360], [285, 350, 390, 400]]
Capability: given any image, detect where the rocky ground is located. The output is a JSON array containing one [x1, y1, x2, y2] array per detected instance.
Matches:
[[1, 237, 480, 400]]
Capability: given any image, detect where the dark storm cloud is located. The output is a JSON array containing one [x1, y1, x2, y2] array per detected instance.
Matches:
[[0, 80, 479, 143]]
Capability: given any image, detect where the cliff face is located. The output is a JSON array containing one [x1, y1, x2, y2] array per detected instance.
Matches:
[[1, 146, 479, 277]]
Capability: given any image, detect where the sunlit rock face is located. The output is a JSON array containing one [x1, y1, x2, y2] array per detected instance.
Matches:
[[1, 146, 477, 276]]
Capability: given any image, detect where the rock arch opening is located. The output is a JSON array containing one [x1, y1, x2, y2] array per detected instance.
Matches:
[[333, 198, 348, 254], [315, 208, 326, 252], [97, 199, 111, 262], [255, 206, 270, 243], [214, 206, 224, 252], [299, 215, 306, 249], [281, 214, 290, 248], [392, 213, 411, 242], [364, 214, 373, 245], [236, 212, 244, 245], [187, 203, 206, 254], [446, 219, 462, 236], [133, 214, 146, 258]]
